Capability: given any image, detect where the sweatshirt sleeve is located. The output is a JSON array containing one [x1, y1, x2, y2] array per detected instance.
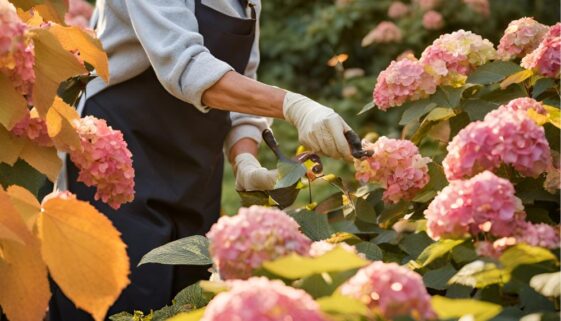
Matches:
[[123, 0, 234, 112]]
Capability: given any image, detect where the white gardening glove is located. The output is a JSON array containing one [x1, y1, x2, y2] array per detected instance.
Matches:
[[234, 153, 278, 191], [283, 92, 352, 160]]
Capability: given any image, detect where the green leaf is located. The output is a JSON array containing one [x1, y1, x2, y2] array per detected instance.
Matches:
[[451, 243, 478, 264], [431, 85, 475, 108], [467, 61, 524, 85], [298, 269, 357, 299], [481, 83, 527, 105], [500, 244, 558, 273], [289, 210, 335, 241], [150, 283, 210, 321], [449, 260, 506, 288], [462, 98, 498, 121], [378, 201, 411, 227], [399, 232, 434, 259], [515, 177, 559, 204], [399, 100, 436, 125], [530, 272, 560, 298], [0, 160, 46, 196], [317, 294, 370, 318], [518, 285, 556, 313], [355, 242, 383, 261], [424, 107, 456, 122], [423, 264, 457, 290], [262, 247, 369, 279], [138, 235, 212, 266], [500, 69, 534, 89], [275, 161, 306, 189], [533, 78, 556, 98], [431, 296, 502, 321], [372, 229, 399, 245], [354, 197, 377, 224], [358, 101, 375, 115], [409, 239, 464, 269]]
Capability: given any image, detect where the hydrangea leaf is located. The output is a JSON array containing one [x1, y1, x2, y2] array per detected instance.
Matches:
[[138, 235, 212, 266], [408, 239, 464, 269], [431, 296, 502, 321], [46, 96, 81, 151], [0, 73, 28, 130], [19, 140, 61, 182], [467, 61, 524, 85], [38, 195, 130, 321]]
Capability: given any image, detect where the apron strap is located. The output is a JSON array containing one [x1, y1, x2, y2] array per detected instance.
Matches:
[[238, 0, 256, 19]]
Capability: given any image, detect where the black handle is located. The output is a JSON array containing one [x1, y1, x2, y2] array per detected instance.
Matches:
[[262, 129, 293, 163], [345, 130, 373, 159]]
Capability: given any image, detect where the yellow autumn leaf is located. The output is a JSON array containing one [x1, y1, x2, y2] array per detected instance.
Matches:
[[0, 187, 31, 244], [49, 25, 110, 83], [11, 0, 68, 23], [31, 28, 87, 117], [0, 187, 50, 321], [0, 73, 28, 130], [19, 141, 62, 182], [7, 185, 41, 231], [500, 69, 533, 89], [47, 96, 81, 151], [527, 109, 547, 126], [38, 196, 130, 321], [0, 126, 26, 166], [544, 105, 561, 129]]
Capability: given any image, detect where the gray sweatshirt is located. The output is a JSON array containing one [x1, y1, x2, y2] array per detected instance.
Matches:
[[84, 0, 270, 151]]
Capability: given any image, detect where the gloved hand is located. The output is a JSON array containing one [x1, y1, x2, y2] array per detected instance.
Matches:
[[283, 92, 352, 160], [234, 153, 278, 191]]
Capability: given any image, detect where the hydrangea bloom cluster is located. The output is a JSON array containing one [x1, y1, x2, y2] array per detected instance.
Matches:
[[425, 171, 524, 240], [69, 116, 135, 209], [354, 137, 431, 203], [463, 0, 490, 16], [388, 1, 409, 19], [339, 261, 436, 320], [0, 0, 35, 100], [373, 58, 437, 110], [497, 18, 549, 60], [476, 221, 560, 258], [362, 21, 402, 46], [422, 11, 444, 30], [206, 206, 312, 280], [420, 30, 496, 86], [308, 240, 361, 257], [544, 153, 560, 193], [484, 107, 551, 177], [443, 99, 551, 180], [201, 277, 328, 321], [414, 0, 440, 11], [11, 111, 53, 147], [521, 23, 561, 78], [65, 0, 94, 28]]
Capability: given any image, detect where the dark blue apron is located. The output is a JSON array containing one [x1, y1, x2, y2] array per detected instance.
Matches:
[[49, 1, 256, 319]]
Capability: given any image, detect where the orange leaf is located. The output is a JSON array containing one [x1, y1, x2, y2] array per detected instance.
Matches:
[[19, 141, 62, 182], [0, 232, 50, 321], [38, 196, 130, 321], [31, 28, 87, 117], [7, 185, 41, 231], [0, 126, 26, 166], [0, 73, 28, 130], [47, 96, 81, 151], [49, 25, 110, 83], [10, 0, 68, 23], [0, 187, 32, 244]]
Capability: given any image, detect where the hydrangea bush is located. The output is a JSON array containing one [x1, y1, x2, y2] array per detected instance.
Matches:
[[133, 17, 560, 321]]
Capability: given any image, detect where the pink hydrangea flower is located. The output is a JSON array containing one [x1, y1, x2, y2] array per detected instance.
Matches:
[[206, 206, 312, 280], [362, 21, 402, 46], [11, 111, 53, 147], [463, 0, 490, 16], [69, 116, 135, 209], [420, 30, 496, 86], [388, 1, 410, 19], [0, 0, 35, 101], [354, 137, 431, 203], [521, 23, 561, 78], [414, 0, 440, 11], [422, 11, 444, 30], [425, 171, 524, 240], [373, 58, 437, 110], [443, 102, 551, 180], [201, 277, 328, 321], [340, 261, 436, 320], [65, 0, 94, 28], [443, 121, 502, 180], [516, 221, 560, 249], [497, 17, 549, 60], [485, 107, 551, 177]]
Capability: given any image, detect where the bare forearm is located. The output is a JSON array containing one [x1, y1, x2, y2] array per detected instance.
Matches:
[[228, 137, 259, 165], [202, 71, 286, 119]]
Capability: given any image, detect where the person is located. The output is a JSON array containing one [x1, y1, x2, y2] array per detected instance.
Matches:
[[49, 0, 354, 320]]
